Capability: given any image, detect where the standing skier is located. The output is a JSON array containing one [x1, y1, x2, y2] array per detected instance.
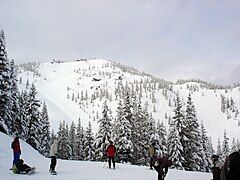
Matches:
[[106, 140, 116, 169], [49, 138, 59, 175], [11, 136, 21, 167], [148, 143, 156, 169], [153, 156, 173, 180], [211, 154, 223, 180]]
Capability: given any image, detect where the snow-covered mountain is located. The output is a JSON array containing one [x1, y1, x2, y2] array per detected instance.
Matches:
[[0, 132, 212, 180], [17, 59, 240, 148]]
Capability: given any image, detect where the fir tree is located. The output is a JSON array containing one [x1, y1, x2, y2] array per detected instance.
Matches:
[[222, 130, 230, 160], [69, 121, 76, 160], [0, 30, 11, 134], [58, 121, 71, 160], [39, 102, 50, 157], [84, 121, 95, 161], [75, 118, 85, 160], [25, 83, 41, 150], [94, 101, 112, 161]]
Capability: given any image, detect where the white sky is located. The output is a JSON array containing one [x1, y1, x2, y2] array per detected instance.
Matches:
[[0, 0, 239, 85]]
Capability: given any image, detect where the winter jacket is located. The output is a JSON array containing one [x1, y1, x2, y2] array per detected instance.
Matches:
[[11, 138, 21, 153], [106, 144, 116, 158], [212, 159, 223, 180], [50, 140, 58, 157], [227, 151, 240, 180], [153, 157, 173, 176], [148, 146, 156, 158]]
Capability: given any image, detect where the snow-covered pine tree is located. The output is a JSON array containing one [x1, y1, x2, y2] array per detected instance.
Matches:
[[9, 59, 21, 135], [217, 138, 222, 160], [0, 30, 11, 134], [156, 120, 167, 157], [25, 83, 41, 150], [75, 118, 85, 160], [57, 121, 71, 160], [231, 138, 237, 153], [183, 93, 205, 171], [84, 121, 95, 161], [200, 123, 212, 172], [39, 102, 50, 157], [94, 101, 112, 161], [222, 130, 230, 160], [69, 121, 76, 160], [168, 95, 185, 168], [114, 91, 134, 163], [167, 119, 184, 169]]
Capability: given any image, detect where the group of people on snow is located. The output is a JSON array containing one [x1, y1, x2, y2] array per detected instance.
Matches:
[[11, 136, 58, 175], [10, 136, 240, 180]]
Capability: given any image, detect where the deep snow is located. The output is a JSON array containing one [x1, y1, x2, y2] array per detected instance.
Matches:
[[0, 132, 212, 180]]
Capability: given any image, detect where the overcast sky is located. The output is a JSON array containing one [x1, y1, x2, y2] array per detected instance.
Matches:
[[0, 0, 239, 85]]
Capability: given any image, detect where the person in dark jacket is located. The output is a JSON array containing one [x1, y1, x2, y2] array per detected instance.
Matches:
[[211, 154, 223, 180], [153, 156, 173, 180], [106, 140, 116, 169], [12, 159, 33, 174], [11, 137, 21, 166], [227, 151, 240, 180]]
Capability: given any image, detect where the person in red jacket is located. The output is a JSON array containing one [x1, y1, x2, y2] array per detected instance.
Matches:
[[106, 140, 116, 169], [153, 156, 173, 180], [11, 137, 21, 166]]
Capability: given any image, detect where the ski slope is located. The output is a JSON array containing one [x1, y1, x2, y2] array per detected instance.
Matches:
[[17, 59, 240, 147], [0, 132, 212, 180]]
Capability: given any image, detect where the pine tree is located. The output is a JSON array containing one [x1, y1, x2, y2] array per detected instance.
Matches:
[[167, 120, 184, 169], [114, 92, 134, 163], [94, 101, 112, 161], [183, 93, 205, 171], [84, 121, 95, 161], [25, 83, 41, 150], [0, 30, 11, 134], [156, 120, 167, 157], [39, 102, 50, 157], [58, 121, 71, 160], [222, 130, 230, 160], [231, 138, 237, 153], [75, 118, 85, 160], [69, 121, 76, 160], [200, 123, 212, 172], [217, 138, 222, 159]]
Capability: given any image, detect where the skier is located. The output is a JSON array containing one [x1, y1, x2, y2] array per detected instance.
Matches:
[[211, 154, 223, 180], [106, 140, 116, 169], [12, 159, 35, 174], [148, 143, 156, 169], [11, 136, 21, 167], [49, 138, 59, 175], [153, 156, 173, 180], [226, 151, 240, 180]]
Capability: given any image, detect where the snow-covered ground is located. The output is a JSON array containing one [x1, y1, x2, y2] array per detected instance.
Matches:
[[17, 59, 240, 148], [0, 132, 212, 180]]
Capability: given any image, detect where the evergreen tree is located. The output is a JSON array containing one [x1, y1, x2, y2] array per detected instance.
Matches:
[[39, 102, 50, 157], [84, 121, 95, 161], [94, 101, 112, 161], [75, 118, 85, 160], [231, 138, 237, 153], [0, 30, 11, 134], [114, 92, 134, 163], [200, 123, 212, 172], [217, 138, 222, 159], [183, 94, 205, 171], [167, 120, 184, 169], [222, 130, 230, 160], [58, 121, 71, 159], [69, 121, 76, 160], [25, 83, 41, 150], [156, 120, 167, 157]]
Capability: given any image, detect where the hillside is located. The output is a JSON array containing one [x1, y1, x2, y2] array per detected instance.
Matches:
[[0, 132, 212, 180], [17, 59, 240, 147]]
